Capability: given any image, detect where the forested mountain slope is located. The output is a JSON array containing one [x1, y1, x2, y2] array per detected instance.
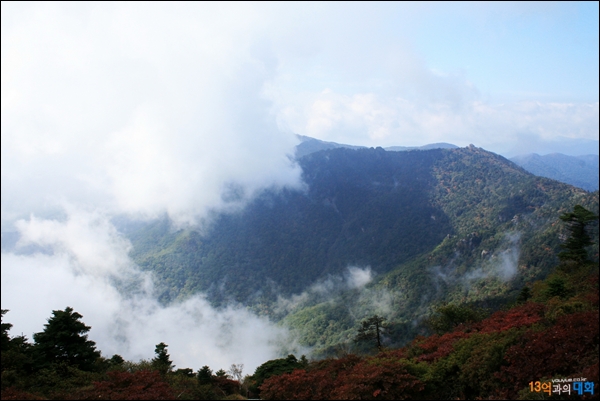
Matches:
[[2, 201, 597, 400], [129, 146, 454, 304], [127, 146, 597, 317], [277, 147, 598, 354]]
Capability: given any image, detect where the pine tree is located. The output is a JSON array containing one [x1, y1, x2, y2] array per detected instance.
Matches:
[[151, 342, 174, 375], [355, 315, 387, 350], [1, 309, 34, 379], [558, 205, 598, 263], [197, 365, 213, 384], [1, 309, 12, 352], [32, 306, 100, 371]]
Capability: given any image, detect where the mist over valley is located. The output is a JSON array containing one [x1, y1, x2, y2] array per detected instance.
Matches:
[[2, 3, 598, 399], [4, 143, 598, 365]]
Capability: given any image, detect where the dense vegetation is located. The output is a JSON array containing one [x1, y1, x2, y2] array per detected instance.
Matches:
[[127, 147, 596, 302], [257, 204, 599, 399], [128, 147, 454, 304], [2, 205, 597, 399], [123, 146, 598, 356], [1, 308, 246, 400], [5, 145, 597, 399]]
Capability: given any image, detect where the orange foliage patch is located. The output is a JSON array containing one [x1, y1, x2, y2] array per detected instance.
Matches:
[[496, 311, 599, 399], [259, 354, 423, 400], [473, 302, 545, 334], [414, 331, 471, 362], [0, 387, 46, 400], [79, 370, 175, 400]]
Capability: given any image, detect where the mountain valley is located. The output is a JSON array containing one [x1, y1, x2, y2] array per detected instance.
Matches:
[[123, 144, 599, 355]]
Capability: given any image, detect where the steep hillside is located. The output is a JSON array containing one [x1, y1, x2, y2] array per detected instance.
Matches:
[[277, 147, 598, 355], [258, 256, 600, 400], [127, 146, 596, 308], [130, 147, 454, 304]]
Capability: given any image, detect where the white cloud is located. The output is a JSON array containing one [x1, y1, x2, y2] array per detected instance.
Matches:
[[2, 211, 301, 372], [463, 232, 521, 282], [345, 266, 373, 289], [1, 3, 304, 227], [15, 209, 133, 278], [275, 266, 373, 315], [270, 87, 598, 155], [2, 3, 598, 228]]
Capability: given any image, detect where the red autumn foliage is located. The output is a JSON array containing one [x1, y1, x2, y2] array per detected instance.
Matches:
[[376, 348, 407, 360], [259, 355, 361, 400], [472, 302, 545, 334], [583, 285, 599, 308], [496, 311, 599, 398], [0, 387, 46, 400], [79, 370, 175, 400], [579, 362, 599, 384], [259, 369, 329, 400], [331, 358, 424, 400], [259, 354, 423, 400], [414, 331, 471, 362], [410, 303, 545, 363], [212, 376, 241, 396]]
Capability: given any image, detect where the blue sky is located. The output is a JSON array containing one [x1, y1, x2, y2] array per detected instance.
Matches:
[[1, 1, 598, 221], [408, 2, 599, 103], [264, 2, 599, 154], [272, 2, 599, 103]]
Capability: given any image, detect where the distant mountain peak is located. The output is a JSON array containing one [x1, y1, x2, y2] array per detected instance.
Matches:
[[295, 135, 458, 158], [385, 142, 459, 152], [510, 153, 599, 191]]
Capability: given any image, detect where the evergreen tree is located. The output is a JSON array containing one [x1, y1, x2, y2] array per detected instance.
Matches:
[[175, 367, 195, 377], [1, 309, 12, 352], [109, 354, 125, 367], [197, 365, 213, 384], [2, 309, 35, 379], [32, 307, 100, 371], [516, 286, 531, 304], [355, 315, 387, 350], [427, 303, 486, 334], [558, 204, 598, 263], [249, 355, 305, 396], [544, 276, 569, 299], [151, 342, 173, 375]]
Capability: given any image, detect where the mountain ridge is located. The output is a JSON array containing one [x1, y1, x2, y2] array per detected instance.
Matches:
[[296, 135, 599, 191], [510, 152, 599, 191], [294, 135, 459, 159], [127, 145, 597, 305], [122, 144, 599, 355]]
